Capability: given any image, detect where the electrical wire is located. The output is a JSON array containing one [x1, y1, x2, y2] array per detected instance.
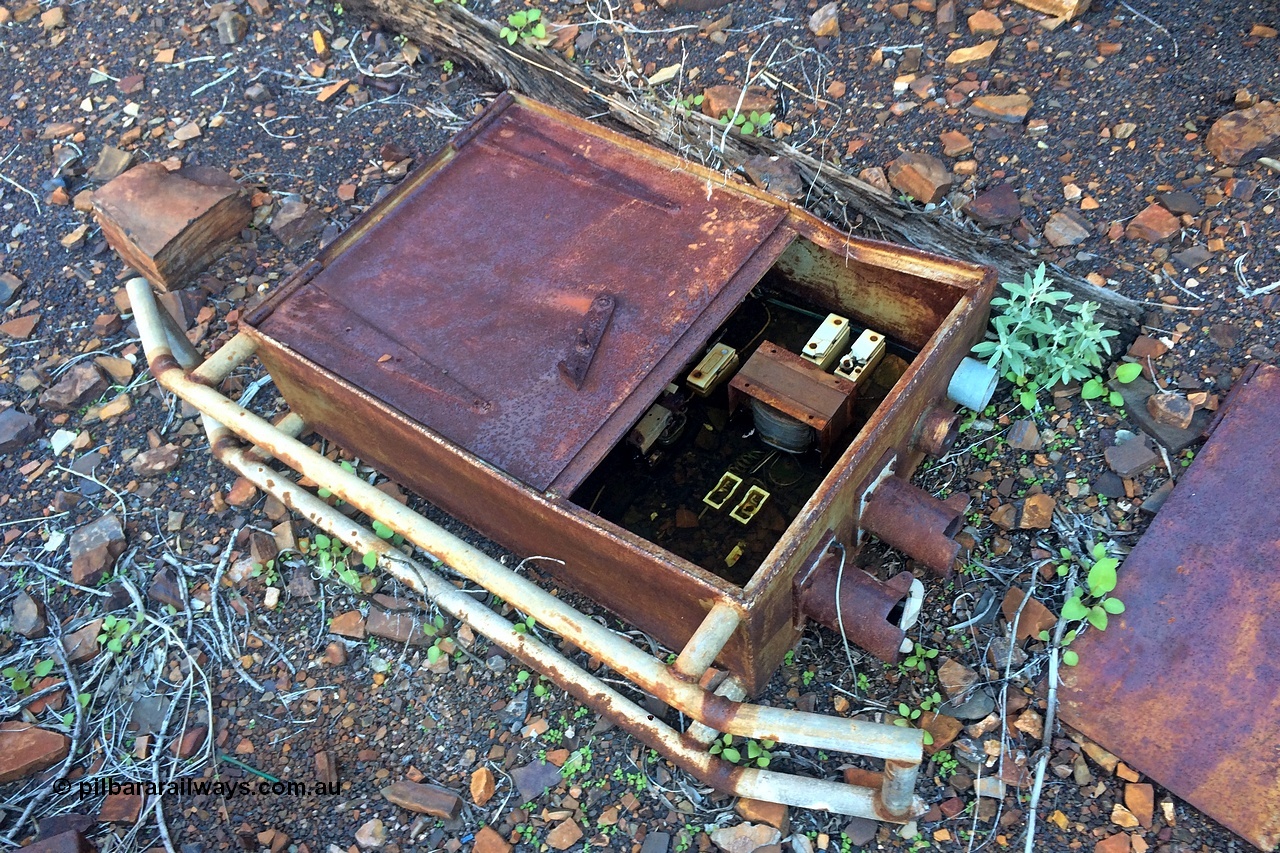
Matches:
[[830, 541, 859, 689]]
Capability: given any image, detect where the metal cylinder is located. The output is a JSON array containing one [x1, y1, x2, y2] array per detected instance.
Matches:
[[914, 406, 960, 457], [860, 476, 965, 576], [947, 357, 999, 412], [881, 758, 922, 818], [796, 541, 915, 663]]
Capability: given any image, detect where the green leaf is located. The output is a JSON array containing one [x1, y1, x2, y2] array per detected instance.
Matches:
[[315, 533, 331, 549], [1061, 594, 1089, 621], [1115, 362, 1142, 383], [363, 551, 378, 570], [1019, 389, 1038, 411], [107, 638, 124, 655], [1087, 558, 1118, 596], [372, 520, 394, 539], [1038, 630, 1050, 642], [740, 121, 755, 135], [922, 731, 934, 746], [1081, 377, 1106, 400], [1087, 605, 1109, 631], [721, 747, 740, 763], [33, 660, 54, 678], [757, 754, 771, 768], [427, 645, 441, 663], [526, 8, 540, 21], [1102, 597, 1126, 614], [722, 733, 733, 745], [1062, 650, 1079, 666], [747, 741, 761, 759], [530, 22, 545, 38], [1109, 391, 1125, 407], [761, 739, 775, 749]]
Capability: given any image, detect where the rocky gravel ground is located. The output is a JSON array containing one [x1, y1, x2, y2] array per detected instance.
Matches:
[[0, 0, 1276, 851]]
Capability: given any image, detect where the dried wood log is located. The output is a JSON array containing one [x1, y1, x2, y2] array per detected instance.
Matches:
[[348, 0, 1139, 336], [92, 163, 251, 292]]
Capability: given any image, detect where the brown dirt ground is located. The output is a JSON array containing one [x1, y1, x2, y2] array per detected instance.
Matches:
[[0, 0, 1275, 851]]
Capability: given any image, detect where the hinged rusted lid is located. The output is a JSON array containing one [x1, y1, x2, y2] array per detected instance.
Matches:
[[249, 95, 793, 491]]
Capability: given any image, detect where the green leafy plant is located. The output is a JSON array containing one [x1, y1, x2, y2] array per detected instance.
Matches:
[[710, 733, 775, 767], [97, 614, 143, 655], [718, 109, 774, 137], [1045, 542, 1125, 666], [500, 8, 545, 45], [894, 694, 941, 745], [310, 533, 363, 591], [2, 659, 55, 694], [972, 264, 1119, 410], [934, 749, 959, 779], [670, 93, 704, 111], [1081, 361, 1142, 407], [899, 642, 938, 674], [250, 558, 280, 586]]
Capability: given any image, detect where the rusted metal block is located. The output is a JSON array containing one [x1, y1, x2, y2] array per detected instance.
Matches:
[[242, 93, 996, 691], [1059, 362, 1280, 852], [92, 162, 250, 291]]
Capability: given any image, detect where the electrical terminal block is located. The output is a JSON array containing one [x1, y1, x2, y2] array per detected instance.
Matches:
[[628, 403, 673, 454], [687, 343, 739, 396], [800, 313, 851, 371], [834, 328, 886, 384]]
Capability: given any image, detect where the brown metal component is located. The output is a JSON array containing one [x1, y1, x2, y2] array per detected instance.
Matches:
[[860, 475, 965, 576], [241, 93, 997, 694], [913, 406, 960, 457], [1058, 362, 1280, 853], [795, 534, 913, 663], [250, 94, 788, 494], [728, 341, 856, 459], [557, 293, 615, 390]]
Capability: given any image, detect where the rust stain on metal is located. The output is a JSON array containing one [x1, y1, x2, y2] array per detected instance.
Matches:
[[1059, 362, 1280, 852], [252, 98, 787, 493]]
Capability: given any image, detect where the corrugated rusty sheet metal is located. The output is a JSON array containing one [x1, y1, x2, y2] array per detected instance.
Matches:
[[1059, 361, 1280, 852], [252, 97, 788, 492]]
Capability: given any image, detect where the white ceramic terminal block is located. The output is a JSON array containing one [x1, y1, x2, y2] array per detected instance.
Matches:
[[687, 343, 739, 396], [834, 328, 887, 384], [800, 313, 852, 371]]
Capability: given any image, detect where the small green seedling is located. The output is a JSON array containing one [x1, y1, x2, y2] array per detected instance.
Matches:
[[1051, 542, 1126, 666], [1081, 361, 1143, 407], [98, 615, 143, 655], [500, 8, 545, 45], [718, 109, 774, 136]]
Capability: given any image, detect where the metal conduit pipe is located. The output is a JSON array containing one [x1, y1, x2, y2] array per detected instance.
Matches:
[[860, 475, 967, 576], [128, 279, 924, 801], [212, 436, 922, 819], [671, 602, 742, 680]]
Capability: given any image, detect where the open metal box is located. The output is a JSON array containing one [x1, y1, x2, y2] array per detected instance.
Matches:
[[129, 93, 996, 820], [241, 93, 995, 691]]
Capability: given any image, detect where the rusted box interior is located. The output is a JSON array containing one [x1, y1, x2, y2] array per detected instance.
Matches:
[[243, 94, 995, 693]]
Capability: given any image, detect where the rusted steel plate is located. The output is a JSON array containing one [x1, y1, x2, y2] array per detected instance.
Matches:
[[1059, 362, 1280, 852], [252, 96, 787, 492]]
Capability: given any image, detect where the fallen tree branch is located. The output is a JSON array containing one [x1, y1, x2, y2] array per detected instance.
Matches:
[[346, 0, 1141, 336]]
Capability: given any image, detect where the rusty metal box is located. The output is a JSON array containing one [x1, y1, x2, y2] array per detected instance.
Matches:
[[242, 94, 995, 692]]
